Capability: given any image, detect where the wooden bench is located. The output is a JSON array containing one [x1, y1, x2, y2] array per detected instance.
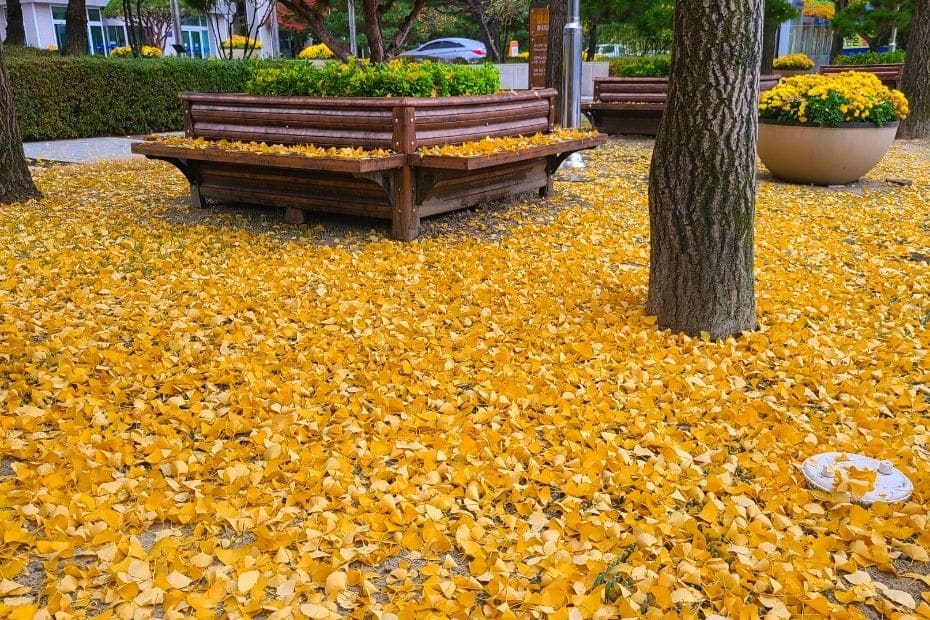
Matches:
[[819, 63, 903, 89], [583, 75, 781, 136], [132, 89, 606, 240]]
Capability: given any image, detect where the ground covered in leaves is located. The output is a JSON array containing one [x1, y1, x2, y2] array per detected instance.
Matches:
[[1, 138, 929, 619]]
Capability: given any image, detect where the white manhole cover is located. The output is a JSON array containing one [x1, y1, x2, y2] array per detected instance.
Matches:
[[802, 452, 913, 505]]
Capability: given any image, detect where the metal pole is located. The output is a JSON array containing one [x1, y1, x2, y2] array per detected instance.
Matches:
[[560, 0, 584, 169], [348, 0, 357, 57], [560, 0, 582, 129], [170, 0, 185, 55]]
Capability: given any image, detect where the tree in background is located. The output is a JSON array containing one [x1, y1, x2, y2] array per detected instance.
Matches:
[[647, 0, 762, 338], [583, 0, 673, 58], [899, 0, 928, 138], [104, 0, 193, 49], [761, 0, 798, 72], [0, 40, 40, 204], [186, 0, 276, 58], [277, 0, 431, 62], [831, 0, 912, 51], [64, 0, 89, 55], [452, 0, 529, 62], [4, 0, 27, 46]]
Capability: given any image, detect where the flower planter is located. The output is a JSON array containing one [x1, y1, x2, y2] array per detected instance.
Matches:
[[133, 89, 606, 239], [583, 75, 781, 136], [757, 120, 899, 185], [773, 68, 813, 78]]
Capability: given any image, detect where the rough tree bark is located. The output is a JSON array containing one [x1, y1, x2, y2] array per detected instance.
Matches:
[[545, 0, 566, 122], [4, 0, 27, 46], [899, 0, 929, 138], [646, 0, 761, 339], [0, 41, 40, 204], [64, 0, 89, 55]]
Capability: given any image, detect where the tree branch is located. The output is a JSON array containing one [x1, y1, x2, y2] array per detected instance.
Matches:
[[384, 0, 427, 58]]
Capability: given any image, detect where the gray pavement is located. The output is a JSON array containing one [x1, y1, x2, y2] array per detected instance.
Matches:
[[24, 133, 182, 163]]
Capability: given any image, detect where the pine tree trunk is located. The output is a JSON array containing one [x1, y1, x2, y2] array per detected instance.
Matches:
[[761, 13, 778, 73], [545, 0, 566, 122], [829, 0, 848, 61], [586, 18, 597, 62], [0, 41, 40, 204], [64, 0, 88, 55], [899, 0, 929, 138], [646, 0, 761, 339], [5, 0, 27, 47], [362, 0, 385, 62]]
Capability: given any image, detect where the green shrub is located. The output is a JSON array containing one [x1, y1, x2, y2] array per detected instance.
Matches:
[[609, 55, 671, 77], [833, 50, 905, 65], [9, 56, 252, 140], [245, 59, 500, 97]]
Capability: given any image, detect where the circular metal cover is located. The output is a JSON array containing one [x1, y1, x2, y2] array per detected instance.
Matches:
[[802, 452, 913, 505]]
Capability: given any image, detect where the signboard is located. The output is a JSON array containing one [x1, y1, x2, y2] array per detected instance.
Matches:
[[529, 7, 549, 88]]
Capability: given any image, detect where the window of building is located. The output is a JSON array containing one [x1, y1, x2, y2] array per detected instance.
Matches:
[[52, 6, 68, 50], [106, 25, 126, 51], [181, 15, 210, 58]]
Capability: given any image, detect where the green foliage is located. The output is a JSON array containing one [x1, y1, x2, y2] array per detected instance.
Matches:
[[765, 0, 799, 24], [833, 50, 906, 65], [8, 56, 251, 140], [245, 60, 500, 97], [610, 55, 670, 77], [831, 0, 912, 51]]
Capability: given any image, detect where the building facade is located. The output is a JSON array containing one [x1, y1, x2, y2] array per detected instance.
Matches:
[[0, 0, 276, 58]]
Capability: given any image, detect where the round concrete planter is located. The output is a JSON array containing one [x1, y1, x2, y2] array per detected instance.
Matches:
[[773, 68, 814, 78], [757, 120, 899, 185]]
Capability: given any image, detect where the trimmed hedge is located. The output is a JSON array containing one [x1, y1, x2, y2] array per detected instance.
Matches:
[[245, 60, 501, 98], [833, 50, 906, 65], [608, 55, 671, 77], [9, 56, 251, 140]]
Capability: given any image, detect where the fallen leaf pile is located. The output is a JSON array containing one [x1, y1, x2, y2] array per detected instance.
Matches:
[[0, 138, 928, 619], [416, 129, 600, 157], [151, 136, 396, 160]]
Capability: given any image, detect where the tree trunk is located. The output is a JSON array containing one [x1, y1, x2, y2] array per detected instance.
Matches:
[[899, 0, 929, 138], [4, 0, 27, 46], [646, 0, 761, 339], [64, 0, 88, 55], [362, 0, 385, 62], [761, 13, 778, 73], [586, 17, 597, 61], [0, 41, 40, 204], [829, 0, 848, 61], [545, 0, 566, 122]]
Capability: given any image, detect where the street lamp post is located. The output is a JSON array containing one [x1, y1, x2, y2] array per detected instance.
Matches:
[[560, 0, 583, 168]]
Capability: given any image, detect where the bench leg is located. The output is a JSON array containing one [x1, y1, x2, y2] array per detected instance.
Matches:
[[190, 183, 205, 210], [391, 167, 419, 241], [285, 207, 305, 225], [539, 178, 553, 198]]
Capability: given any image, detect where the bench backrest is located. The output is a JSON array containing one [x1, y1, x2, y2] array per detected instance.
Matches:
[[592, 75, 780, 103], [181, 90, 557, 154]]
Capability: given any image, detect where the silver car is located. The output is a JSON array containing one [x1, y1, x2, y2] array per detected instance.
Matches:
[[399, 38, 488, 64]]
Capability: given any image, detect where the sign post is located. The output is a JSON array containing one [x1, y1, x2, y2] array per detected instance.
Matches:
[[529, 7, 549, 89]]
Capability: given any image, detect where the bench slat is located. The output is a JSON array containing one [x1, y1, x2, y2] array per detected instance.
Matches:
[[411, 135, 607, 171], [131, 141, 405, 173]]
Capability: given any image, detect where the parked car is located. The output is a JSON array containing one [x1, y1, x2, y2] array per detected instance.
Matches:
[[596, 43, 628, 58], [400, 38, 487, 64]]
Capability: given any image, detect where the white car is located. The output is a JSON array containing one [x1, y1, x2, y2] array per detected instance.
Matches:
[[400, 38, 488, 64], [596, 43, 628, 58]]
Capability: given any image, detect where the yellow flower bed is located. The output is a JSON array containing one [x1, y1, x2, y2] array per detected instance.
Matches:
[[221, 34, 263, 49], [152, 136, 394, 159], [772, 53, 814, 70], [110, 45, 163, 58], [418, 129, 600, 157], [299, 43, 334, 60], [760, 71, 909, 126]]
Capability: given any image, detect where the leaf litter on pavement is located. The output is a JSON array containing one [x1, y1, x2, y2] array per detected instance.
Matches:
[[1, 138, 928, 619]]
